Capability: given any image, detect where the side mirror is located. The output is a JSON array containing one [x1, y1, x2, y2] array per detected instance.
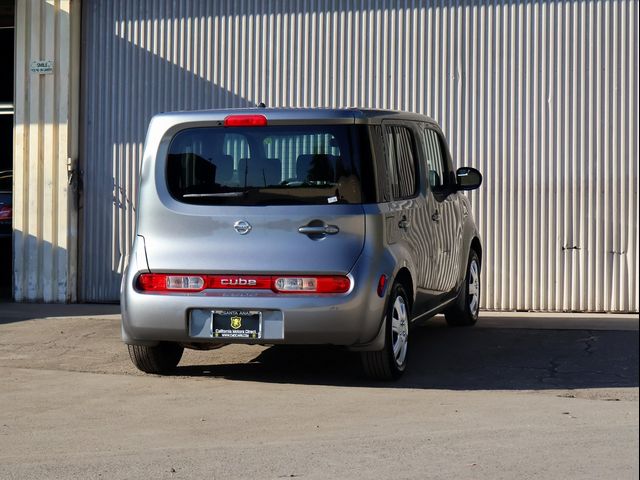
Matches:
[[456, 167, 482, 191]]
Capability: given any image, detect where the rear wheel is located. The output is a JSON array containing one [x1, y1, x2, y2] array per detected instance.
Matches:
[[361, 283, 410, 380], [127, 342, 184, 374], [445, 250, 480, 326]]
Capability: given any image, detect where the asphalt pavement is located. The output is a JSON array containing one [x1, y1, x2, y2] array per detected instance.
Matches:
[[0, 303, 638, 479]]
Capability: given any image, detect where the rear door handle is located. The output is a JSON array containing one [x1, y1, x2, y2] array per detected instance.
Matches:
[[398, 216, 410, 230], [298, 225, 340, 235], [431, 211, 440, 222]]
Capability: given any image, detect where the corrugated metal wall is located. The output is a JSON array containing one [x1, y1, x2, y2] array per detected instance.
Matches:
[[13, 0, 80, 302], [80, 0, 638, 311]]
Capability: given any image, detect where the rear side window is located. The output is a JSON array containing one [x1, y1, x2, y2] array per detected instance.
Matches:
[[384, 125, 418, 199], [422, 128, 449, 189], [166, 125, 374, 205], [369, 125, 390, 202]]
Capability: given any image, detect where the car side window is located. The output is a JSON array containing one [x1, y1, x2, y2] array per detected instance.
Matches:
[[384, 125, 418, 199], [370, 125, 391, 202], [422, 128, 450, 190], [384, 128, 399, 198]]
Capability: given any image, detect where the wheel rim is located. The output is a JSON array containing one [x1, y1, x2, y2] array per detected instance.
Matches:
[[391, 295, 409, 367], [468, 259, 480, 315]]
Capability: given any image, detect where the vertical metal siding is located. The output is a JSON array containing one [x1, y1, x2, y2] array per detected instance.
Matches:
[[80, 0, 638, 311], [13, 0, 79, 302]]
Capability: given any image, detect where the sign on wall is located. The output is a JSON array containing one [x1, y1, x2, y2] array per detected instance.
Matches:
[[30, 60, 54, 74]]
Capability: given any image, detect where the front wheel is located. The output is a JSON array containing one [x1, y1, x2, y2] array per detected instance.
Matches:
[[127, 342, 184, 374], [445, 250, 481, 326], [361, 283, 410, 380]]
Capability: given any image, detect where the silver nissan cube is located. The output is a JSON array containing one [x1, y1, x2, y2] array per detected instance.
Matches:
[[121, 108, 483, 380]]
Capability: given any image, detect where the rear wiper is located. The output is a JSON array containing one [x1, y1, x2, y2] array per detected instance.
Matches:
[[183, 192, 245, 198]]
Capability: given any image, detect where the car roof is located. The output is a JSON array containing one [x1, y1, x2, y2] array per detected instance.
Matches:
[[150, 107, 438, 126]]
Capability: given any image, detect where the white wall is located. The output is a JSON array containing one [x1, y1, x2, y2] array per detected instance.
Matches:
[[77, 0, 638, 311], [13, 0, 80, 302]]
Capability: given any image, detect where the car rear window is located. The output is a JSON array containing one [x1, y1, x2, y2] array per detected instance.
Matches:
[[166, 125, 375, 205]]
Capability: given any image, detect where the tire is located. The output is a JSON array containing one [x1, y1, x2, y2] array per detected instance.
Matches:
[[361, 283, 410, 380], [127, 342, 184, 374], [445, 249, 481, 327]]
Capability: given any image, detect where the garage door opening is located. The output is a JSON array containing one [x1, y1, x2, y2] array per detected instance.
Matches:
[[0, 0, 14, 299]]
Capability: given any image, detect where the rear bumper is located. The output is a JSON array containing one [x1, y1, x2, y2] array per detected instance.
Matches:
[[120, 253, 391, 349]]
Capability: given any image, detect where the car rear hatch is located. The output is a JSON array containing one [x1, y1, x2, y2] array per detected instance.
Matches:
[[140, 115, 376, 277]]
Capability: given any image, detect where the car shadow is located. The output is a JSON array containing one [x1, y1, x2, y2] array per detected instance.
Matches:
[[172, 318, 639, 390]]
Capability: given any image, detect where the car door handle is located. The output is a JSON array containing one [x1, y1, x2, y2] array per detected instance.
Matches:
[[398, 216, 410, 230], [431, 211, 440, 222], [298, 225, 340, 235]]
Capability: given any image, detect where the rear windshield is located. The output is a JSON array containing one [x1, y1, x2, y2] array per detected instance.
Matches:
[[166, 125, 374, 205]]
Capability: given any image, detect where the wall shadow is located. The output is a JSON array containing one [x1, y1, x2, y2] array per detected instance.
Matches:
[[1, 230, 120, 317], [0, 301, 120, 324], [172, 318, 639, 391], [79, 2, 253, 301]]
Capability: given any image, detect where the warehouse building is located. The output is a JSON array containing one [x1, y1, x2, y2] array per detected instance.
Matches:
[[3, 0, 638, 311]]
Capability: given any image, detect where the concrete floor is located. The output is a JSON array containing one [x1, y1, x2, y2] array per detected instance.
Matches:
[[0, 303, 638, 479]]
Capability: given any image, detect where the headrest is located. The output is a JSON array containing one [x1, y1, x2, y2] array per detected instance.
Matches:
[[239, 157, 282, 186], [296, 154, 335, 182], [212, 154, 233, 183]]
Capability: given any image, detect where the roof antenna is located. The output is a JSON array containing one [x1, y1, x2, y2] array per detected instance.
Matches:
[[257, 102, 267, 108]]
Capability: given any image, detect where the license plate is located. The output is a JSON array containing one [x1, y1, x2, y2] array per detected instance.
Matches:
[[211, 310, 262, 339]]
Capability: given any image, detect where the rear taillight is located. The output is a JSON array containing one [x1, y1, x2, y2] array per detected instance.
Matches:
[[0, 205, 11, 221], [166, 276, 205, 290], [137, 274, 204, 292], [136, 273, 351, 294], [272, 276, 351, 294]]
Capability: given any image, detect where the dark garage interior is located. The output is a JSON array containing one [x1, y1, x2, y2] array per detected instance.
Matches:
[[0, 0, 14, 298]]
